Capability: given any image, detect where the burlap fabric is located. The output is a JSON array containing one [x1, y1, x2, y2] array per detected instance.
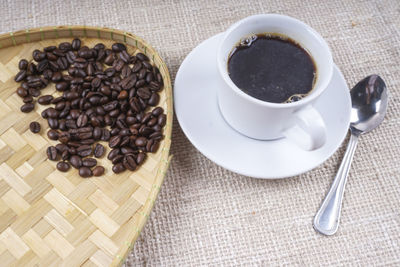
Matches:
[[1, 0, 399, 266]]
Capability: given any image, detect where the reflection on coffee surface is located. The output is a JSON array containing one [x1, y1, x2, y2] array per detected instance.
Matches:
[[228, 34, 316, 103]]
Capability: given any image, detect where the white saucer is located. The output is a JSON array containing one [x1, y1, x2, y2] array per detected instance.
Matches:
[[174, 33, 351, 179]]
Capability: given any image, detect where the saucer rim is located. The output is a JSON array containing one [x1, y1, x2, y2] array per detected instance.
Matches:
[[174, 33, 351, 179]]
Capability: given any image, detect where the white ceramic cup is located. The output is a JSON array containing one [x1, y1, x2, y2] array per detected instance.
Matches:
[[216, 14, 333, 150]]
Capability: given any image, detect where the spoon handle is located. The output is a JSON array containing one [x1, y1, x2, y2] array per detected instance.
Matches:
[[313, 133, 359, 235]]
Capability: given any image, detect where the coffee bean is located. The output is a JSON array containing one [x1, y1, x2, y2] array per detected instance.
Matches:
[[112, 163, 125, 173], [29, 122, 41, 133], [54, 144, 67, 154], [16, 87, 28, 98], [61, 150, 70, 161], [82, 158, 97, 167], [77, 114, 88, 127], [136, 152, 146, 165], [149, 81, 161, 91], [112, 43, 126, 52], [104, 54, 115, 65], [15, 70, 27, 82], [101, 129, 111, 141], [59, 42, 72, 51], [107, 148, 120, 160], [148, 93, 160, 106], [72, 38, 81, 51], [132, 61, 142, 73], [150, 140, 160, 153], [136, 53, 149, 62], [94, 144, 105, 158], [19, 59, 28, 70], [123, 155, 137, 171], [23, 96, 33, 103], [14, 38, 166, 177], [109, 135, 121, 148], [57, 161, 70, 172], [46, 129, 59, 140], [21, 102, 34, 113], [69, 155, 83, 169], [158, 114, 167, 127], [134, 137, 146, 147], [56, 81, 69, 91], [145, 72, 154, 83], [77, 145, 92, 157], [79, 166, 92, 178], [137, 87, 151, 99], [48, 118, 59, 129], [93, 166, 105, 176], [47, 146, 58, 161]]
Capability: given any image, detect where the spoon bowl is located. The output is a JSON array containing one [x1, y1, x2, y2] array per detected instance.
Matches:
[[350, 75, 388, 134]]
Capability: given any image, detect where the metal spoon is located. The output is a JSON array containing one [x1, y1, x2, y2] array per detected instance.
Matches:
[[313, 75, 388, 235]]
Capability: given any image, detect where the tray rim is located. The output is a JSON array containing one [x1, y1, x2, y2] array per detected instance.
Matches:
[[0, 25, 173, 267]]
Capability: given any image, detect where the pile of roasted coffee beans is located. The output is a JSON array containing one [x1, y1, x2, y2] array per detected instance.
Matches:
[[15, 38, 165, 178]]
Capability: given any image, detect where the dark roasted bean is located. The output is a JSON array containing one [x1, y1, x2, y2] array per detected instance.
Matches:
[[57, 161, 70, 172], [148, 93, 160, 106], [56, 144, 69, 153], [136, 152, 146, 165], [109, 135, 121, 148], [104, 53, 115, 65], [72, 38, 81, 51], [158, 114, 167, 127], [92, 166, 105, 176], [137, 87, 151, 99], [82, 158, 97, 167], [44, 46, 56, 52], [15, 70, 27, 82], [16, 87, 28, 97], [76, 114, 88, 127], [28, 63, 37, 74], [19, 59, 29, 70], [131, 61, 142, 73], [149, 81, 161, 91], [123, 155, 137, 171], [79, 166, 92, 178], [29, 121, 41, 133], [20, 102, 34, 113], [47, 129, 59, 140], [136, 53, 149, 62], [107, 148, 120, 160], [101, 129, 111, 141], [77, 145, 92, 157], [61, 150, 70, 161], [69, 155, 82, 169], [147, 117, 158, 127], [121, 146, 135, 154], [94, 143, 105, 158], [48, 118, 59, 129], [135, 137, 147, 147], [46, 52, 57, 61], [112, 163, 125, 173], [23, 96, 33, 103], [47, 146, 58, 161], [59, 42, 72, 51], [112, 43, 126, 52], [145, 72, 154, 83], [142, 61, 152, 70]]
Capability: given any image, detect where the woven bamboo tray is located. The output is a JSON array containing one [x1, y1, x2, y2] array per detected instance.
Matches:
[[0, 26, 172, 266]]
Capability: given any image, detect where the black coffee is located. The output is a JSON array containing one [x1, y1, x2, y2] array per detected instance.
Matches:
[[228, 34, 316, 103]]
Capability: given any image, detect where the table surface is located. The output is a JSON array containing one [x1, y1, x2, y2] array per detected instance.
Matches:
[[1, 0, 399, 266]]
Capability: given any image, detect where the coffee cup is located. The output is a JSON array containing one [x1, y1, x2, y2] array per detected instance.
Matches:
[[216, 14, 333, 150]]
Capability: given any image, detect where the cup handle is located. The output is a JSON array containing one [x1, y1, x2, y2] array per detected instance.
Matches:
[[283, 105, 327, 150]]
